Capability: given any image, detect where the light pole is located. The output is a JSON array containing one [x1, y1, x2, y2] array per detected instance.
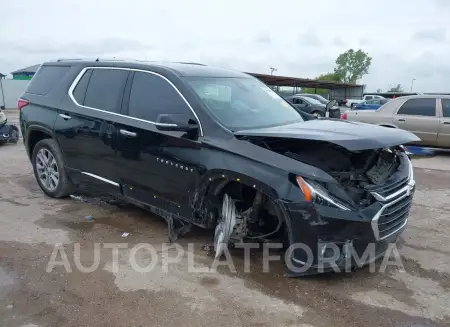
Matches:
[[270, 67, 277, 75], [410, 78, 416, 92]]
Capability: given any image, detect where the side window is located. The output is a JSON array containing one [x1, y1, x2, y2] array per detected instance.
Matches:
[[127, 71, 191, 121], [442, 99, 450, 118], [72, 69, 92, 105], [397, 98, 436, 116], [365, 96, 373, 100], [83, 69, 129, 113], [26, 65, 71, 95]]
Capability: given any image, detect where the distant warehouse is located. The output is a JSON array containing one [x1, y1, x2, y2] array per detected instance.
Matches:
[[11, 64, 41, 80]]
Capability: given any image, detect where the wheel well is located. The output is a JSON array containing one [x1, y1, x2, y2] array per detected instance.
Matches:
[[211, 180, 285, 242], [28, 130, 52, 155]]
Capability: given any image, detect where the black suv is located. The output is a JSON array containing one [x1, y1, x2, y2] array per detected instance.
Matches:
[[19, 59, 418, 275]]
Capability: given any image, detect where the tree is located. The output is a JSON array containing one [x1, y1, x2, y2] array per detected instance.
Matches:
[[376, 88, 383, 93], [302, 72, 342, 96], [316, 72, 342, 82], [333, 49, 372, 84], [387, 84, 403, 92]]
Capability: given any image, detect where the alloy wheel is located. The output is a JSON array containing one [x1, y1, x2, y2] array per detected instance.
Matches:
[[35, 148, 59, 191]]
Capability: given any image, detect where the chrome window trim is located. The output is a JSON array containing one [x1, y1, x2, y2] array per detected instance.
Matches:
[[67, 66, 204, 136], [81, 172, 119, 187]]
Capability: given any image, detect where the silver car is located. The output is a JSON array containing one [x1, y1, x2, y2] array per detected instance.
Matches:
[[342, 95, 450, 148]]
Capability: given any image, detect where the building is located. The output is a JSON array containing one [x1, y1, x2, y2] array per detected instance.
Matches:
[[0, 73, 6, 79], [11, 64, 41, 80]]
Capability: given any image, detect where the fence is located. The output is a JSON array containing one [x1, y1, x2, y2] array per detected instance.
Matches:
[[0, 79, 29, 109]]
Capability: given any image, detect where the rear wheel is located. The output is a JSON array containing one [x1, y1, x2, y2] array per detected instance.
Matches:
[[32, 138, 74, 198]]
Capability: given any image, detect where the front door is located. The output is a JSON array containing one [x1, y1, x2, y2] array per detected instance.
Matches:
[[55, 68, 129, 194], [115, 70, 202, 218], [437, 98, 450, 148], [394, 97, 439, 146]]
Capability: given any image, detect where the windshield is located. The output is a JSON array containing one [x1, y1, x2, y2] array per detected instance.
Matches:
[[185, 77, 303, 130], [308, 94, 328, 103], [301, 97, 322, 105]]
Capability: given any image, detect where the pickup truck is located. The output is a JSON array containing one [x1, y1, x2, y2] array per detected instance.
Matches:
[[344, 95, 386, 108]]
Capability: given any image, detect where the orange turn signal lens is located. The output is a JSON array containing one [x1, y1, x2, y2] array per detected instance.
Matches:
[[296, 176, 313, 202]]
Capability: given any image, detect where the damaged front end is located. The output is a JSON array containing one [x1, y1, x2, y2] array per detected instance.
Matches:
[[243, 136, 415, 275]]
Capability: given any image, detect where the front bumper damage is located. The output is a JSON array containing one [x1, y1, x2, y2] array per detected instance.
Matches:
[[280, 160, 415, 276]]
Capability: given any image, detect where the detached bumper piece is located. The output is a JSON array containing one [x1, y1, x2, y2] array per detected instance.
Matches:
[[0, 124, 19, 144]]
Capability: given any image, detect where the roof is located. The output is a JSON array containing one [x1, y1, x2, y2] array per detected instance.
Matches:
[[246, 72, 363, 90], [11, 64, 41, 74], [43, 58, 363, 89]]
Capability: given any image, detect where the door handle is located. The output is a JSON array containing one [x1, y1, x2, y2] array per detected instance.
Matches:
[[398, 118, 406, 122], [59, 113, 71, 120], [120, 129, 137, 137], [441, 121, 450, 125]]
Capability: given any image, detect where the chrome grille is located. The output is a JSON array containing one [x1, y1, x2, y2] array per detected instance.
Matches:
[[377, 195, 412, 239]]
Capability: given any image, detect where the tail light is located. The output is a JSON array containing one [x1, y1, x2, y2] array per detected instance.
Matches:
[[344, 99, 348, 104], [341, 112, 348, 120], [18, 99, 29, 111]]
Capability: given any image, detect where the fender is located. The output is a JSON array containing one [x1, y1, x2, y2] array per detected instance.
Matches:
[[24, 124, 55, 157]]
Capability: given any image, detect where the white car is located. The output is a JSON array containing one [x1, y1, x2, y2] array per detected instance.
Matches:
[[345, 95, 386, 108]]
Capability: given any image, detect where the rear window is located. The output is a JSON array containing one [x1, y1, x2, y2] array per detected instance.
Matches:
[[397, 98, 436, 116], [26, 65, 71, 95], [442, 99, 450, 118], [83, 69, 129, 113]]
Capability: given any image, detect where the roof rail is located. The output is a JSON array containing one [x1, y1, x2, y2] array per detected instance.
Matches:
[[176, 62, 207, 66]]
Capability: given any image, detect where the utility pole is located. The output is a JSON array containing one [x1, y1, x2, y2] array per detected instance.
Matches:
[[270, 67, 277, 75], [410, 78, 416, 92]]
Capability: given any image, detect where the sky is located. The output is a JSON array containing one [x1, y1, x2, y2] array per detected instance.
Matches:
[[1, 0, 449, 92]]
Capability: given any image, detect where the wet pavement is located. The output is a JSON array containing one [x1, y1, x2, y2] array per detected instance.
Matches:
[[0, 110, 449, 327]]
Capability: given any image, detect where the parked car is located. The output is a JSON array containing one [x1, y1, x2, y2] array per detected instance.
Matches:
[[20, 59, 418, 275], [284, 95, 340, 118], [354, 98, 390, 110], [344, 95, 386, 109], [341, 95, 450, 148]]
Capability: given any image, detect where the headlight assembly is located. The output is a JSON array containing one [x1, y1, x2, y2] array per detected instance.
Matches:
[[296, 176, 351, 211]]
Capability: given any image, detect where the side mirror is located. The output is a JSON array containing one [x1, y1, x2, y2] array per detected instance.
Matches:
[[155, 113, 199, 132], [326, 100, 337, 110]]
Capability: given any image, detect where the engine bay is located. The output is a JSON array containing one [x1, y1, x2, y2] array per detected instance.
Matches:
[[246, 137, 401, 206]]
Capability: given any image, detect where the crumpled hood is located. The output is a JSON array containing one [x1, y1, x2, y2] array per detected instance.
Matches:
[[234, 119, 420, 151]]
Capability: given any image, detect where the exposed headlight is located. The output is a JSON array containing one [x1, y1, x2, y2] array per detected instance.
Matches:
[[296, 176, 351, 211]]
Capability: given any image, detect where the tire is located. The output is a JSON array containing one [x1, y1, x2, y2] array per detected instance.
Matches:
[[350, 103, 355, 109], [31, 138, 74, 198], [312, 111, 324, 118]]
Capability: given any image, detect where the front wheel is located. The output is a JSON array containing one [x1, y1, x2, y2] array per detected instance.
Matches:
[[311, 111, 324, 118], [32, 138, 74, 198]]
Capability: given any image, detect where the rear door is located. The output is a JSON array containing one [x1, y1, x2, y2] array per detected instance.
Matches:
[[54, 67, 129, 194], [393, 98, 439, 146], [115, 70, 202, 217], [437, 98, 450, 147]]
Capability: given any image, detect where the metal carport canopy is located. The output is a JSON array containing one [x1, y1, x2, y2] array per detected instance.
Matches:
[[246, 72, 363, 90]]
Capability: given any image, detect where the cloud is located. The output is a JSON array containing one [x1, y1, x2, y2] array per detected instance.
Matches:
[[298, 32, 322, 47], [2, 38, 152, 56], [254, 33, 272, 44], [333, 37, 345, 46], [412, 28, 447, 41], [1, 0, 450, 92], [359, 37, 371, 46]]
